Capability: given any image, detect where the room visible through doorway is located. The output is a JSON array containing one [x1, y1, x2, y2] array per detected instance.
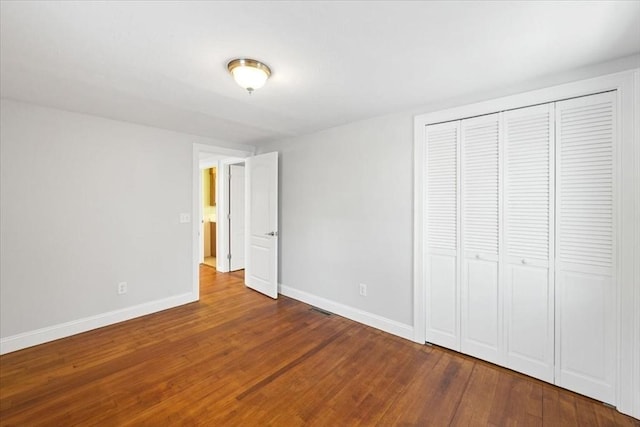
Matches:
[[202, 166, 217, 269]]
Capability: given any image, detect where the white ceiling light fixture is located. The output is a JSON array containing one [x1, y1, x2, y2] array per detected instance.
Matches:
[[227, 58, 272, 94]]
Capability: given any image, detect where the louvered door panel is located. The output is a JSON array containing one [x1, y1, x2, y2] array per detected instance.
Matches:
[[555, 91, 616, 404], [425, 121, 460, 350], [557, 95, 614, 272], [460, 113, 501, 364], [427, 124, 458, 252], [505, 107, 551, 262], [503, 103, 554, 382], [462, 116, 499, 257]]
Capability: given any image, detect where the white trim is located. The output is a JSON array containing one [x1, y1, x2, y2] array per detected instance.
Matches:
[[199, 158, 219, 169], [0, 293, 195, 355], [414, 68, 639, 418], [216, 162, 230, 273], [612, 70, 639, 418], [412, 118, 426, 344], [632, 69, 640, 420], [280, 284, 414, 342], [415, 70, 636, 126], [216, 158, 246, 273]]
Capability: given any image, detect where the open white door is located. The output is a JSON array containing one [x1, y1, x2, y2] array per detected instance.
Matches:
[[229, 164, 245, 271], [245, 152, 278, 299]]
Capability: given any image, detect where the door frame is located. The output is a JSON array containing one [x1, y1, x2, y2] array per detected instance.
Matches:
[[192, 143, 253, 299], [228, 162, 246, 272], [217, 158, 246, 272], [413, 69, 639, 417]]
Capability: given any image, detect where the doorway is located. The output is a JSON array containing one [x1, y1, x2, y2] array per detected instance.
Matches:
[[201, 161, 245, 272], [192, 145, 280, 302], [192, 144, 251, 298], [198, 155, 221, 270]]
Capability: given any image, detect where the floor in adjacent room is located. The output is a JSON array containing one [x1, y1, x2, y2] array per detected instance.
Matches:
[[0, 266, 637, 426]]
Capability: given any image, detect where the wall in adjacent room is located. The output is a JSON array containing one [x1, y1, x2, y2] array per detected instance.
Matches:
[[202, 168, 217, 222]]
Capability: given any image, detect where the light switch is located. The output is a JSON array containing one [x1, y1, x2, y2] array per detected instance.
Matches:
[[179, 213, 191, 223]]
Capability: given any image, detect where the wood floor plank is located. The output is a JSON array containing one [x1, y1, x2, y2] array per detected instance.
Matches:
[[1, 266, 638, 426], [450, 361, 499, 426]]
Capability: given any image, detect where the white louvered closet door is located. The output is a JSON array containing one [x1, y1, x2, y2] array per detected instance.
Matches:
[[503, 103, 554, 383], [425, 121, 460, 350], [460, 113, 502, 364], [555, 91, 617, 405]]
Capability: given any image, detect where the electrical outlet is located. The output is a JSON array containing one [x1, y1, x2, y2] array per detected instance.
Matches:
[[117, 282, 128, 295], [359, 283, 367, 297]]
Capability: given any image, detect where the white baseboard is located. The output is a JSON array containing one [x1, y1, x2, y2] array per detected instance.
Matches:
[[0, 292, 197, 355], [279, 284, 414, 342]]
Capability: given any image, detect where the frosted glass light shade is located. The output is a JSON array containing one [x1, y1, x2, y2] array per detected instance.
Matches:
[[227, 58, 271, 93]]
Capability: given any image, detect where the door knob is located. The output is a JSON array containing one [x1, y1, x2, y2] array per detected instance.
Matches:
[[265, 231, 278, 236]]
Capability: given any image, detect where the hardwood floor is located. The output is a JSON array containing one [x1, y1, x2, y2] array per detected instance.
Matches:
[[1, 265, 638, 426]]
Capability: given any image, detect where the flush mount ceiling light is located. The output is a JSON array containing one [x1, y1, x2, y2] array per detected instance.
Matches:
[[227, 58, 272, 94]]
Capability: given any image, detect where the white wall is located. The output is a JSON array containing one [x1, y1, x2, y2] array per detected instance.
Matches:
[[262, 112, 415, 330], [0, 99, 247, 352]]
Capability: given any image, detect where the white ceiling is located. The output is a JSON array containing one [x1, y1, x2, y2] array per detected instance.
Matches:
[[1, 1, 639, 147]]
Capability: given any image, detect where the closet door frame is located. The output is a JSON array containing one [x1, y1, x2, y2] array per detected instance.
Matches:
[[414, 68, 639, 419]]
